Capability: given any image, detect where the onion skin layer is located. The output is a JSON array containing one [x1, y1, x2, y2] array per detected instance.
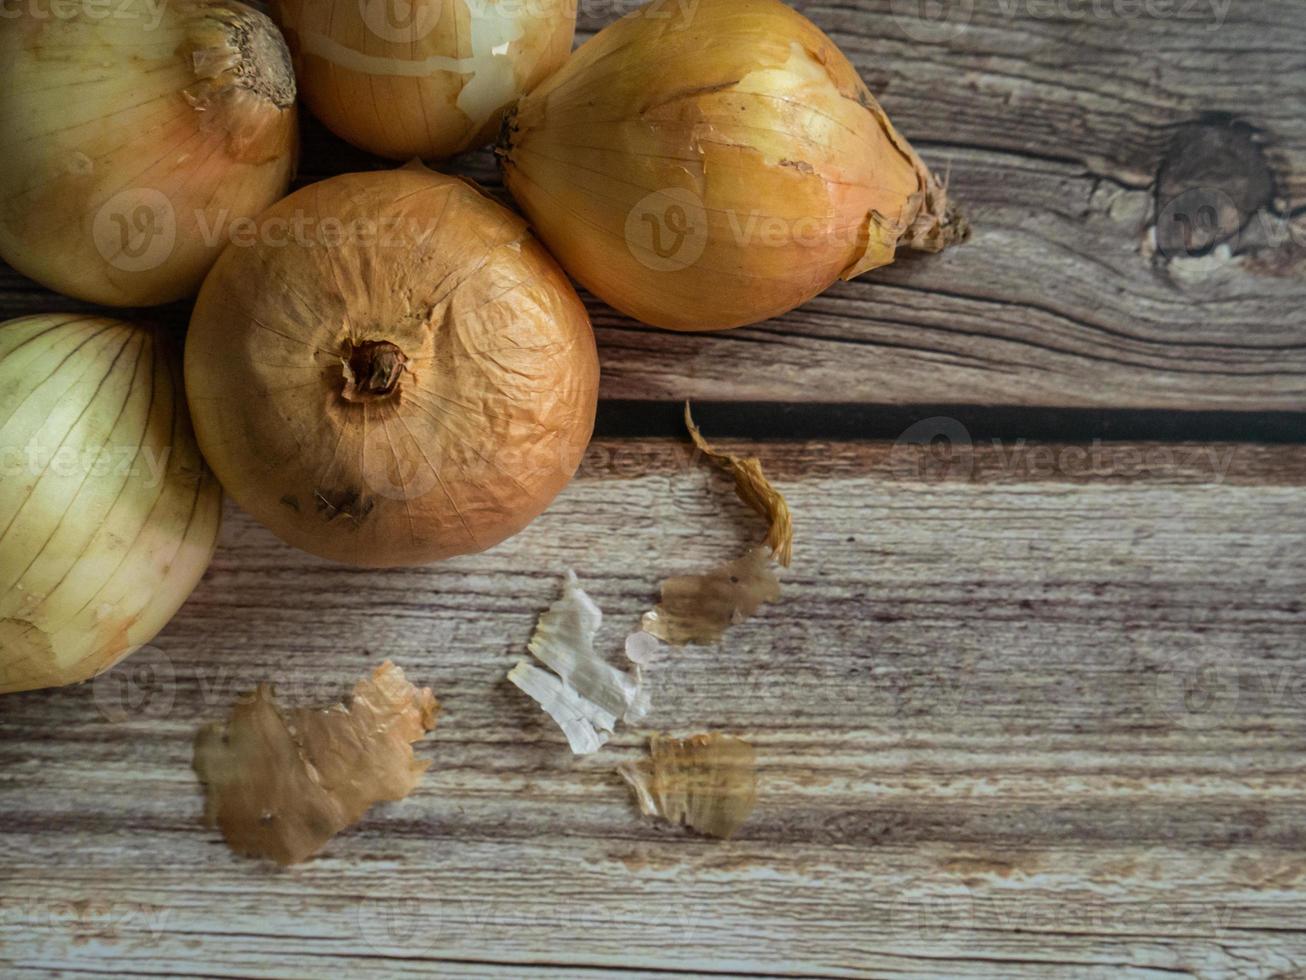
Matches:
[[0, 316, 222, 695], [275, 0, 576, 159], [185, 167, 599, 568], [0, 0, 299, 307], [499, 0, 966, 331]]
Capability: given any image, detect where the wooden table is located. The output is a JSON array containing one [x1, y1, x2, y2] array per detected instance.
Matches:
[[3, 2, 1305, 977]]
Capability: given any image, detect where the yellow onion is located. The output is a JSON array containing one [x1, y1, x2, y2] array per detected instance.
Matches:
[[184, 165, 599, 567], [0, 0, 299, 307], [0, 315, 222, 694], [274, 0, 575, 159], [499, 0, 967, 331]]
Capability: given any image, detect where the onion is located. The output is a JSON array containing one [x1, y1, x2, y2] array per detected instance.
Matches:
[[274, 0, 575, 159], [0, 315, 222, 695], [498, 0, 967, 331], [184, 165, 599, 567], [0, 0, 299, 307]]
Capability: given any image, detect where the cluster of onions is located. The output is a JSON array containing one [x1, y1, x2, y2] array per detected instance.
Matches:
[[0, 316, 222, 694], [498, 0, 966, 331], [274, 0, 576, 159], [184, 165, 599, 567], [0, 0, 299, 307], [0, 0, 964, 693]]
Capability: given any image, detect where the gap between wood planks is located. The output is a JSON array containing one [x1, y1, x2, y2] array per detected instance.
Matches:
[[596, 401, 1306, 443]]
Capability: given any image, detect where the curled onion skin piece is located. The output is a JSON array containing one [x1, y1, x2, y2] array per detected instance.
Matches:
[[274, 0, 576, 159], [684, 403, 792, 566], [184, 165, 599, 567], [499, 0, 966, 331], [0, 0, 299, 307], [0, 315, 222, 694]]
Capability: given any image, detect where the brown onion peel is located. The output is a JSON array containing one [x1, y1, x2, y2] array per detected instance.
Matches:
[[641, 545, 781, 647], [618, 733, 757, 839], [192, 660, 439, 865], [684, 403, 792, 566]]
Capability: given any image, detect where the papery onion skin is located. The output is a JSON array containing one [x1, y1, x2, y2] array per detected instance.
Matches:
[[274, 0, 576, 159], [0, 316, 222, 695], [499, 0, 967, 331], [0, 0, 299, 307], [184, 166, 599, 568]]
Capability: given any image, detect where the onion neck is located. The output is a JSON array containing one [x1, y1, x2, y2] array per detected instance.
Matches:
[[182, 2, 297, 161], [185, 4, 297, 109], [341, 341, 408, 403], [494, 105, 520, 165]]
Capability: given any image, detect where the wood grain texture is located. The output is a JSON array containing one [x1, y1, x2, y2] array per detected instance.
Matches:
[[2, 2, 1304, 412], [2, 439, 1305, 978]]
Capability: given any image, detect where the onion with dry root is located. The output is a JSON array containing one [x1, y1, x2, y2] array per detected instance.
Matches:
[[0, 0, 299, 307], [185, 165, 599, 567], [0, 315, 222, 694], [275, 0, 576, 159], [499, 0, 966, 331]]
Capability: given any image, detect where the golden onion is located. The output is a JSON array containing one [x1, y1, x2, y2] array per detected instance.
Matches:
[[499, 0, 967, 331], [274, 0, 576, 159], [184, 165, 599, 568], [0, 0, 299, 307], [0, 315, 222, 695]]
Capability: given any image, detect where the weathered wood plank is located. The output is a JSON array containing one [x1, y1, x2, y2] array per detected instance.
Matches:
[[3, 2, 1304, 412], [2, 440, 1304, 977]]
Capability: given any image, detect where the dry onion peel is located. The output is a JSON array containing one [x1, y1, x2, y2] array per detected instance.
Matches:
[[619, 733, 757, 839], [185, 165, 598, 567], [684, 403, 792, 566], [0, 315, 221, 694], [0, 0, 298, 306], [508, 661, 618, 756], [193, 660, 438, 865], [510, 571, 648, 754], [275, 0, 576, 159], [498, 0, 967, 331], [642, 545, 780, 647]]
